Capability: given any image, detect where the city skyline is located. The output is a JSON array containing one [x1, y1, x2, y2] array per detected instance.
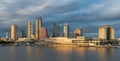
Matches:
[[1, 0, 120, 37], [1, 18, 120, 39], [0, 1, 120, 61], [0, 17, 120, 38]]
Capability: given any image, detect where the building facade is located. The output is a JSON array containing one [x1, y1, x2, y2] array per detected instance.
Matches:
[[36, 17, 42, 40], [74, 28, 83, 37], [27, 21, 33, 39], [53, 22, 59, 37], [11, 24, 18, 41], [99, 25, 115, 40], [39, 27, 48, 39], [63, 23, 69, 37]]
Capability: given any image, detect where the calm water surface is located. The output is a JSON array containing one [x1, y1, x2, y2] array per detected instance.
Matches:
[[0, 46, 120, 61]]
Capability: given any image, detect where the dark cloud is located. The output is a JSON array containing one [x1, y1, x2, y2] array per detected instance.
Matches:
[[0, 0, 120, 38]]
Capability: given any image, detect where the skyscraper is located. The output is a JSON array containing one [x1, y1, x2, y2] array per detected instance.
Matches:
[[63, 23, 69, 37], [53, 22, 59, 37], [99, 25, 115, 40], [36, 17, 42, 40], [27, 21, 33, 39], [11, 24, 18, 41], [39, 27, 48, 39], [21, 30, 26, 38], [6, 32, 9, 39], [74, 28, 83, 37]]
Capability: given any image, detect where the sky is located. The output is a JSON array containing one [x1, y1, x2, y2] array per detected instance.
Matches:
[[0, 0, 120, 38]]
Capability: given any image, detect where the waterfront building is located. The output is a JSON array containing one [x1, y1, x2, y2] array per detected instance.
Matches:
[[49, 37, 73, 45], [63, 23, 69, 37], [27, 21, 33, 40], [99, 25, 115, 40], [74, 28, 83, 37], [11, 24, 18, 41], [18, 38, 27, 42], [36, 17, 42, 40], [40, 27, 48, 39], [76, 36, 92, 41], [47, 37, 98, 46]]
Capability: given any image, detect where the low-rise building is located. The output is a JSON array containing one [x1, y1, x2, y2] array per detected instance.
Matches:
[[17, 38, 27, 42], [46, 36, 100, 46]]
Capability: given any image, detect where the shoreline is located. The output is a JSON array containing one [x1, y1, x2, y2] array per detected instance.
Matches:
[[0, 43, 119, 48]]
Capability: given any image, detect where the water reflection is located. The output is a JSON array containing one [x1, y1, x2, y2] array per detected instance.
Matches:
[[75, 47, 86, 61], [0, 46, 119, 61], [10, 46, 16, 61], [26, 46, 33, 61], [26, 46, 32, 54], [54, 47, 72, 61], [53, 47, 117, 61], [97, 48, 106, 61], [97, 48, 115, 61], [26, 46, 45, 61]]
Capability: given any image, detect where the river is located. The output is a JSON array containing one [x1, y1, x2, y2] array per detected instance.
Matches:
[[0, 46, 120, 61]]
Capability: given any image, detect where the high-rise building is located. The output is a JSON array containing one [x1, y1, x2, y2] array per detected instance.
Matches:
[[21, 30, 26, 38], [36, 17, 42, 40], [11, 24, 18, 41], [74, 28, 83, 37], [6, 32, 9, 39], [99, 25, 115, 40], [63, 23, 69, 37], [6, 32, 9, 41], [27, 21, 33, 39], [53, 22, 59, 37], [39, 27, 48, 39]]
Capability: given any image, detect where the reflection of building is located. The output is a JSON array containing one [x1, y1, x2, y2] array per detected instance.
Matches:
[[40, 27, 48, 39], [63, 23, 69, 37], [74, 28, 83, 37], [99, 25, 115, 40], [11, 24, 18, 41], [27, 21, 33, 39], [53, 22, 59, 37], [36, 17, 42, 40]]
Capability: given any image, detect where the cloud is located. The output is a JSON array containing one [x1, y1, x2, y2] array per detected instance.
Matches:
[[81, 0, 120, 20], [2, 0, 18, 4], [0, 0, 120, 37], [17, 0, 48, 15]]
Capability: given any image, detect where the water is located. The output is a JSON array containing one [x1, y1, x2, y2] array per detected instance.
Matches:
[[0, 46, 120, 61]]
